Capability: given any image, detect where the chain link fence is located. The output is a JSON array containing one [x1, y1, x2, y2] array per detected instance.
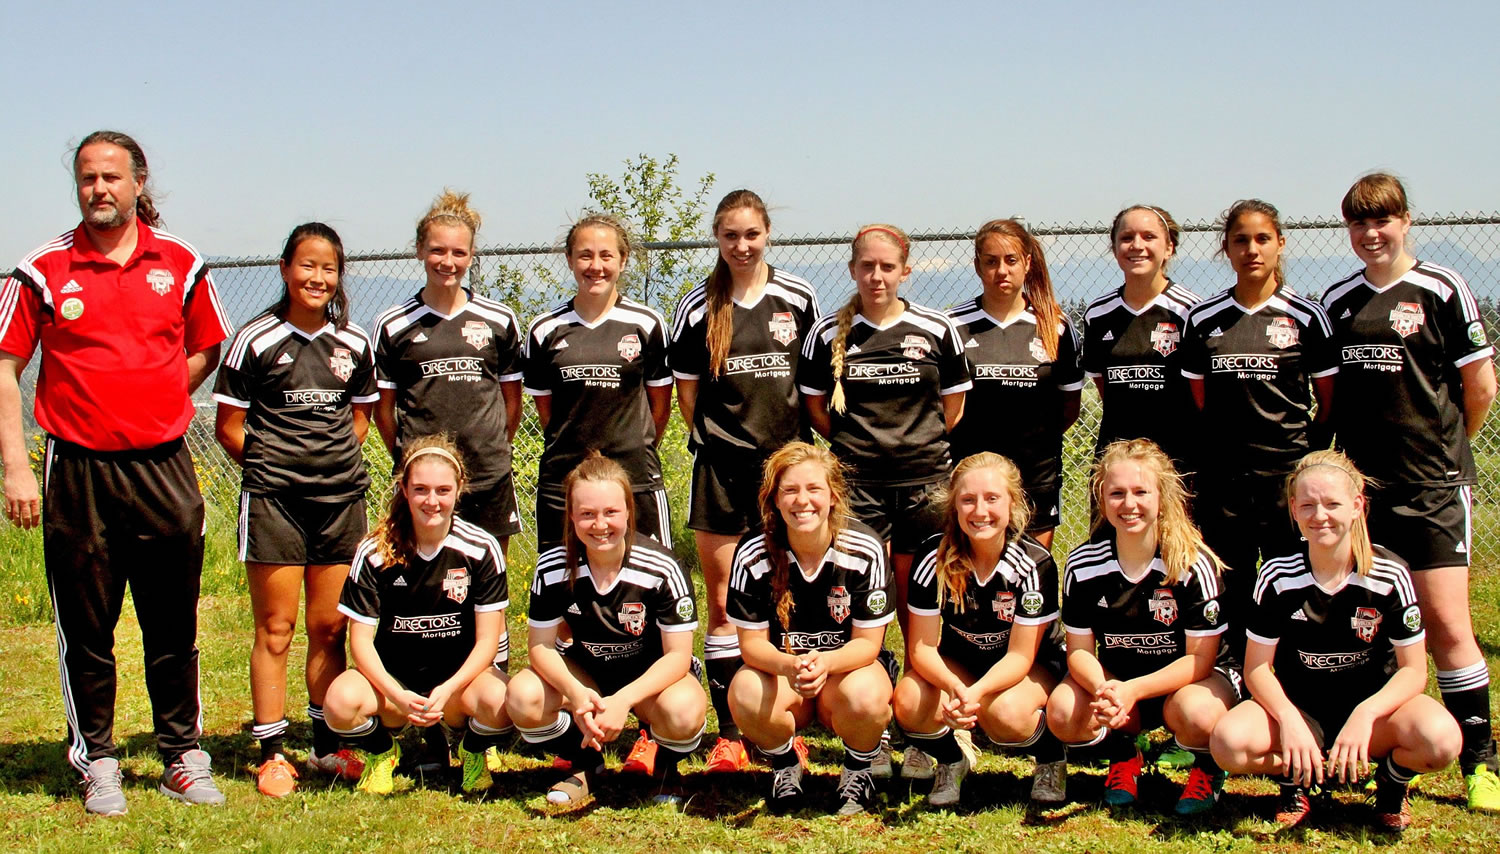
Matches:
[[16, 215, 1500, 571]]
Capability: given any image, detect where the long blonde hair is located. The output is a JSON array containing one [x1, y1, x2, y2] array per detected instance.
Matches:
[[373, 434, 467, 569], [757, 442, 849, 630], [705, 190, 771, 378], [831, 224, 910, 413], [974, 219, 1063, 360], [1089, 439, 1221, 584], [932, 453, 1032, 611], [1285, 449, 1376, 576]]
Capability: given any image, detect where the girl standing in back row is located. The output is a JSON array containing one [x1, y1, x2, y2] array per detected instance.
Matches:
[[670, 189, 821, 772]]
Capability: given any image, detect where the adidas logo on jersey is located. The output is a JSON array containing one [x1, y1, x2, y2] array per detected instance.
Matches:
[[509, 511, 518, 522], [1464, 716, 1487, 726], [413, 332, 428, 343], [1456, 541, 1467, 553], [276, 353, 294, 365], [847, 344, 862, 354], [1097, 596, 1108, 607], [567, 603, 582, 614], [555, 339, 569, 350], [1209, 327, 1224, 337], [965, 338, 978, 349], [1291, 609, 1308, 621], [61, 280, 83, 294], [393, 576, 408, 587], [1341, 309, 1352, 319], [1101, 331, 1114, 341]]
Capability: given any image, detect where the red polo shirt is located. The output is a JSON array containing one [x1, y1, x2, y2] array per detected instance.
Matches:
[[0, 223, 233, 451]]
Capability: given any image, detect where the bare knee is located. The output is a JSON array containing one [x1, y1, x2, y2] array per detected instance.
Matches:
[[504, 670, 549, 728], [982, 689, 1043, 743], [893, 674, 941, 732], [257, 615, 297, 658], [322, 671, 373, 726], [1046, 684, 1094, 742], [1406, 713, 1463, 772]]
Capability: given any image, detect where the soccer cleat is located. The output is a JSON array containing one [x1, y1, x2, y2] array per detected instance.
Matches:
[[355, 741, 401, 796], [458, 745, 492, 794], [256, 755, 299, 798], [1030, 759, 1067, 805], [308, 747, 364, 780], [769, 762, 804, 811], [82, 757, 127, 817], [622, 731, 657, 776], [835, 766, 878, 815], [484, 745, 504, 774], [1466, 765, 1500, 812], [1102, 751, 1143, 806], [1174, 766, 1225, 815], [160, 749, 226, 805], [928, 755, 971, 808], [900, 745, 935, 780], [1275, 783, 1313, 828], [705, 737, 751, 773], [1155, 744, 1195, 769], [869, 741, 894, 779]]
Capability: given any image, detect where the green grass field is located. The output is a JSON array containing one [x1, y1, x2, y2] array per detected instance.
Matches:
[[1, 517, 1498, 853]]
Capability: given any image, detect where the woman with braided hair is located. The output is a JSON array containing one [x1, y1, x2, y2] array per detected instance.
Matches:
[[796, 224, 971, 636], [726, 442, 896, 815]]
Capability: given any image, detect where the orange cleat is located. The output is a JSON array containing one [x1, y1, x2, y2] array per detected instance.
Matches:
[[256, 755, 299, 798], [622, 731, 658, 776], [705, 737, 751, 773]]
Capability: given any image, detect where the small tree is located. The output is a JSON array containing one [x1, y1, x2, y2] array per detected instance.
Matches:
[[586, 153, 716, 316]]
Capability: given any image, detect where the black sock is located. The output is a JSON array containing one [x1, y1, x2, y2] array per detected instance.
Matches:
[[461, 722, 504, 754], [704, 645, 742, 740], [1438, 664, 1495, 775], [844, 742, 880, 772], [907, 728, 961, 763], [1103, 729, 1138, 763], [765, 738, 800, 770], [1190, 748, 1220, 773], [1032, 728, 1066, 764], [359, 724, 395, 755], [252, 718, 289, 763], [307, 703, 339, 755]]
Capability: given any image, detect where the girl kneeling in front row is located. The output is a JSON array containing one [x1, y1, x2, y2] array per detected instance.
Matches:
[[506, 452, 706, 807], [897, 452, 1067, 808], [727, 442, 896, 816], [324, 436, 512, 795], [1047, 439, 1239, 814], [1210, 450, 1459, 831]]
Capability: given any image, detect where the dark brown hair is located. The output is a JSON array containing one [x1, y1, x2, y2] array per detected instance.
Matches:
[[1218, 199, 1287, 288], [705, 189, 771, 377], [974, 219, 1063, 360], [1341, 173, 1410, 222]]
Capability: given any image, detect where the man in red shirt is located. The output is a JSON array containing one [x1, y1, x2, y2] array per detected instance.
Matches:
[[0, 131, 233, 815]]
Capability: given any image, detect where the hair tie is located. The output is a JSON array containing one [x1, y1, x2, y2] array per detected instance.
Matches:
[[854, 226, 909, 254]]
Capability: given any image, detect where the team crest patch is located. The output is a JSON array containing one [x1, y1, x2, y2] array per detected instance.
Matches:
[[992, 591, 1016, 623], [1266, 317, 1299, 349], [769, 311, 798, 345], [60, 297, 85, 320], [329, 347, 354, 382], [1149, 588, 1178, 626], [618, 602, 647, 636], [901, 335, 931, 360], [1389, 302, 1425, 338], [617, 333, 641, 362], [1352, 606, 1382, 642], [828, 586, 851, 624], [1402, 604, 1422, 633], [1469, 321, 1487, 347], [1203, 599, 1221, 625], [146, 268, 174, 296], [1021, 590, 1044, 617], [1029, 337, 1048, 362], [461, 320, 493, 350], [442, 568, 471, 604], [675, 596, 695, 620], [867, 590, 888, 613], [1150, 322, 1180, 357]]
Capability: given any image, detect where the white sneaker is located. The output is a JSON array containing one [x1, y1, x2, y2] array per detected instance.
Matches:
[[83, 757, 127, 816]]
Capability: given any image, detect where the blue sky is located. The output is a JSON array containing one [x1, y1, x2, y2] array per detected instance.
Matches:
[[6, 0, 1498, 264]]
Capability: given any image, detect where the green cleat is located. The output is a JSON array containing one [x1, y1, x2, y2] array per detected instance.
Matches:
[[355, 741, 401, 796], [1466, 765, 1500, 812], [459, 745, 493, 793]]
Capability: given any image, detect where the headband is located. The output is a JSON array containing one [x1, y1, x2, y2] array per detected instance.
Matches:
[[405, 446, 463, 474], [1142, 206, 1171, 234], [855, 225, 909, 253], [1301, 461, 1359, 485]]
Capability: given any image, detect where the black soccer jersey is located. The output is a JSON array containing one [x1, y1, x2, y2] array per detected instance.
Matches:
[[1081, 283, 1201, 459], [1246, 545, 1423, 714], [909, 532, 1060, 669], [213, 314, 378, 500], [670, 267, 820, 456], [1061, 538, 1225, 681], [796, 301, 971, 485], [946, 299, 1084, 488], [1179, 287, 1339, 479], [527, 534, 697, 677], [524, 297, 673, 489], [1321, 262, 1493, 487], [727, 520, 894, 653], [338, 517, 509, 691], [373, 291, 523, 490]]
